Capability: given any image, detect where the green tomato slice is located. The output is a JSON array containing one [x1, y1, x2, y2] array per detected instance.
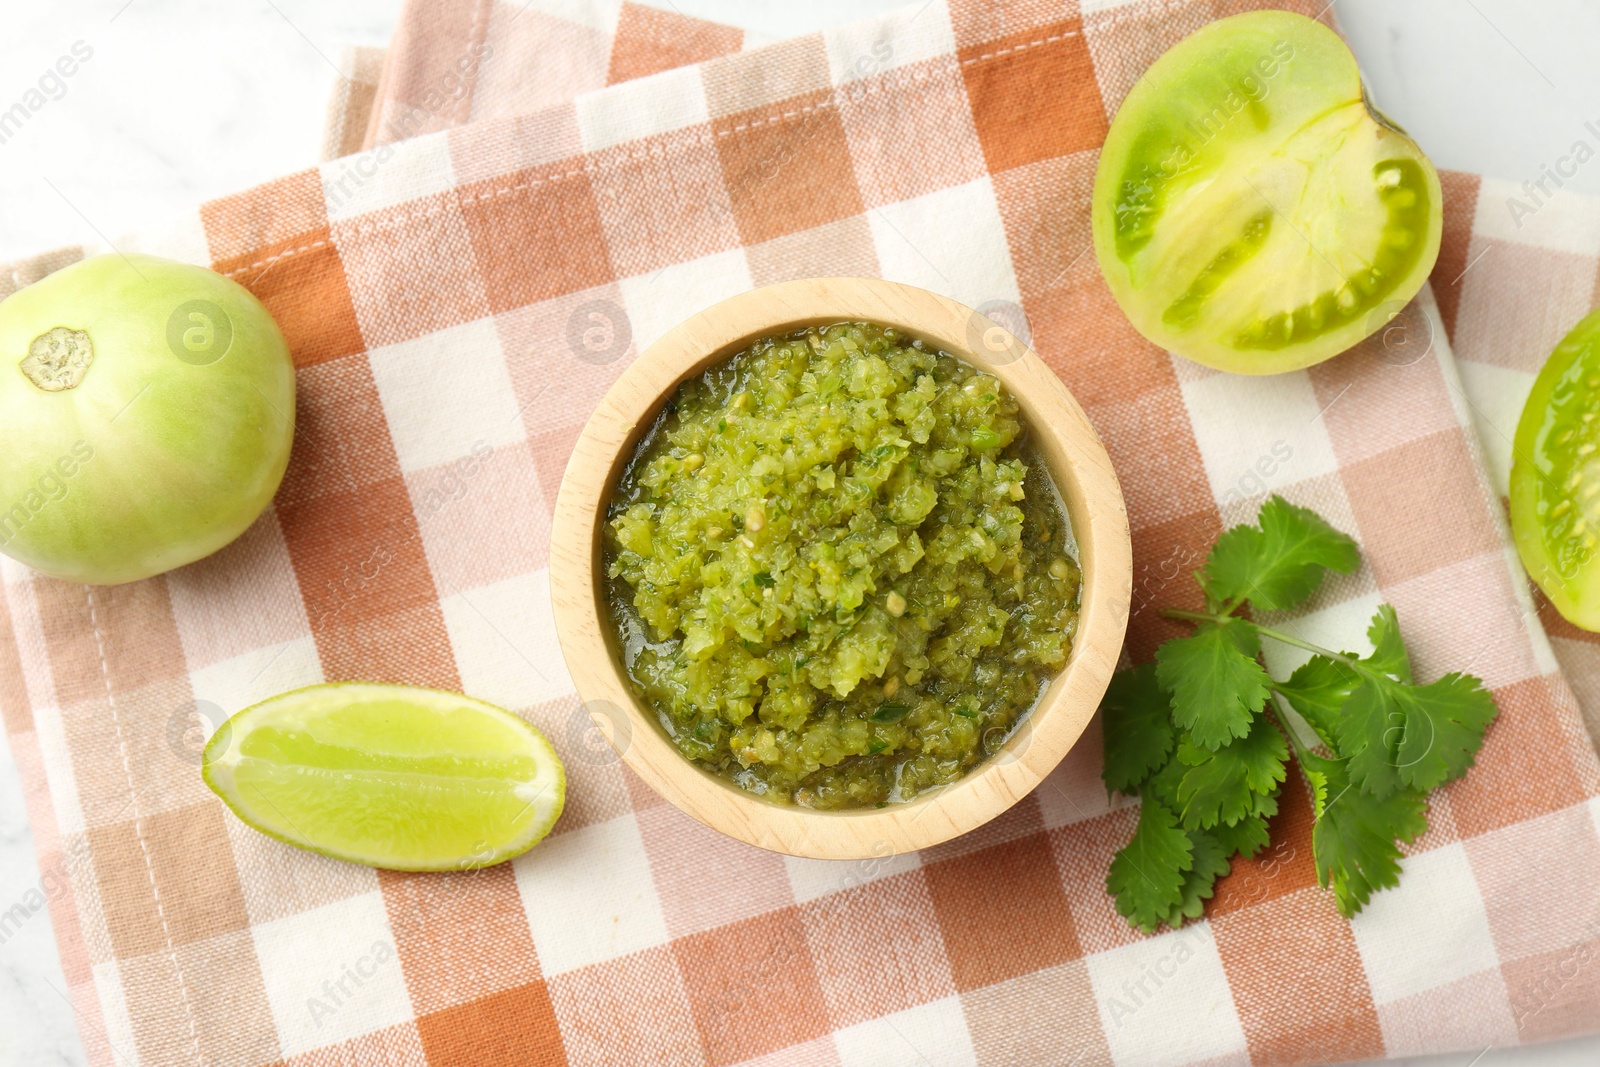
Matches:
[[1511, 308, 1600, 630], [1092, 11, 1444, 375]]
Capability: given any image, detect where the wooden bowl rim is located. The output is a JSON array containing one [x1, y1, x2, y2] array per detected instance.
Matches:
[[549, 277, 1131, 859]]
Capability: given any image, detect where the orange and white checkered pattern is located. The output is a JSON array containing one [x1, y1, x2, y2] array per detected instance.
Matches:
[[322, 46, 390, 162], [1423, 171, 1600, 746], [4, 2, 1600, 1065], [360, 0, 751, 151]]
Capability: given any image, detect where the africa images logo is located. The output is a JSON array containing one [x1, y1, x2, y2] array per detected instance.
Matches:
[[0, 40, 93, 146], [1503, 118, 1600, 230], [0, 441, 94, 547], [167, 300, 234, 365], [1148, 40, 1296, 185], [323, 42, 494, 212]]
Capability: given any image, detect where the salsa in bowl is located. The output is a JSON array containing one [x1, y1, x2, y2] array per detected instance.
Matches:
[[604, 321, 1082, 809], [550, 278, 1129, 858]]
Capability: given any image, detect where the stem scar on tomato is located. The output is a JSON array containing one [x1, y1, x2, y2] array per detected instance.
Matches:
[[20, 326, 93, 391]]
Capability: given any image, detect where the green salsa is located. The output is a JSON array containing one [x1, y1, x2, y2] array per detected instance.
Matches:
[[604, 322, 1081, 809]]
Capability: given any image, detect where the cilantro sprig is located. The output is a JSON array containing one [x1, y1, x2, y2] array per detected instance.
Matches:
[[1101, 496, 1498, 930]]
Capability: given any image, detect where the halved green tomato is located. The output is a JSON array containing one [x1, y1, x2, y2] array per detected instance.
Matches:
[[1511, 309, 1600, 630], [1091, 11, 1443, 375]]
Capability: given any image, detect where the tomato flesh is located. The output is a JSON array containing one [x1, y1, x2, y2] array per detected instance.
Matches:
[[1511, 308, 1600, 630], [1093, 11, 1444, 375]]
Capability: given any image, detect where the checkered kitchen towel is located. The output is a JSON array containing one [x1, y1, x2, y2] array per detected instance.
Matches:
[[358, 0, 751, 150], [321, 46, 390, 163], [5, 1, 1600, 1065], [1425, 172, 1600, 746], [321, 1, 1600, 758]]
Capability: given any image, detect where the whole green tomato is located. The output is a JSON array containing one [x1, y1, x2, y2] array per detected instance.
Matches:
[[0, 253, 295, 584], [1092, 11, 1443, 375]]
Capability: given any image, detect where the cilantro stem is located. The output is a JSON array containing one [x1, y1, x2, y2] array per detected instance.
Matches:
[[1163, 606, 1345, 779], [1265, 698, 1315, 769], [1163, 608, 1220, 626], [1163, 609, 1362, 669]]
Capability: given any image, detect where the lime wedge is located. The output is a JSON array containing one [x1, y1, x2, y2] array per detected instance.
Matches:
[[202, 683, 565, 870]]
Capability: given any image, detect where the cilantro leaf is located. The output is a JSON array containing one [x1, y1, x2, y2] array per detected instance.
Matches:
[[1174, 715, 1289, 829], [1165, 828, 1232, 928], [1100, 663, 1175, 795], [1146, 749, 1188, 813], [1336, 678, 1406, 798], [1203, 495, 1360, 611], [1365, 605, 1412, 683], [1303, 752, 1428, 917], [1276, 607, 1413, 752], [1107, 793, 1193, 934], [1155, 618, 1270, 750], [1209, 790, 1277, 859], [871, 702, 911, 723], [1102, 499, 1498, 930], [1336, 672, 1498, 797], [1391, 673, 1498, 792], [1274, 654, 1356, 747]]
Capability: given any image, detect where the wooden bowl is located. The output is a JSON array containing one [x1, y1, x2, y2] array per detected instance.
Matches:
[[550, 278, 1130, 859]]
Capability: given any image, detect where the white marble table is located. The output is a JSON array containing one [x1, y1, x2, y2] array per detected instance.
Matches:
[[2, 1, 1599, 1064]]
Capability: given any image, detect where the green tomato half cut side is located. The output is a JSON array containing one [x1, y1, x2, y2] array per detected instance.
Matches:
[[203, 683, 567, 870], [1092, 11, 1444, 375], [0, 253, 295, 584], [1511, 308, 1600, 630]]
